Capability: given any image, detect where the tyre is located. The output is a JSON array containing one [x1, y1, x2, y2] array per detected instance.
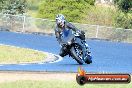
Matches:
[[70, 45, 84, 65]]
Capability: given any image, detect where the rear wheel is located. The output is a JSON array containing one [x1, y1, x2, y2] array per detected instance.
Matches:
[[70, 45, 84, 65]]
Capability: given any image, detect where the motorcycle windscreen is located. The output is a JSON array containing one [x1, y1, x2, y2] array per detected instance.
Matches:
[[61, 29, 74, 43]]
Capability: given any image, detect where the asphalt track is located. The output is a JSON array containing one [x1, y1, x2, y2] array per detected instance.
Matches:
[[0, 31, 132, 73]]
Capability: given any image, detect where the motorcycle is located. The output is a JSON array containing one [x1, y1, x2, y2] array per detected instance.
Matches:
[[60, 29, 92, 65]]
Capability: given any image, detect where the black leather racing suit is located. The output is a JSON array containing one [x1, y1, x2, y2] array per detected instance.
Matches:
[[55, 22, 85, 57]]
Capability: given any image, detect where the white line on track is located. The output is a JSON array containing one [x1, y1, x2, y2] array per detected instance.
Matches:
[[38, 62, 44, 64], [18, 64, 28, 65]]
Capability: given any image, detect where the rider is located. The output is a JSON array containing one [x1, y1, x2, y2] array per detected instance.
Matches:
[[54, 14, 89, 57]]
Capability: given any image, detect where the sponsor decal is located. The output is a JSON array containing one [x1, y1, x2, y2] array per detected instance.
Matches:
[[76, 67, 131, 85]]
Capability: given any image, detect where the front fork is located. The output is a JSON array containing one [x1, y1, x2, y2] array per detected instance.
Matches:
[[81, 41, 92, 61], [82, 41, 91, 53], [75, 38, 91, 61]]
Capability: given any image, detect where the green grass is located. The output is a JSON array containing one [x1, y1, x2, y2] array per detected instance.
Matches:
[[83, 5, 117, 26], [0, 45, 46, 64], [0, 80, 131, 88], [27, 10, 38, 18], [26, 0, 42, 17]]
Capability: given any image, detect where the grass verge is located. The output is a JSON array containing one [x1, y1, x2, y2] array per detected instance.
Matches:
[[0, 45, 46, 64], [0, 79, 131, 88], [0, 72, 131, 88]]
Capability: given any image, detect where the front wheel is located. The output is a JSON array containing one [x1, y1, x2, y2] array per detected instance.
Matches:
[[70, 45, 84, 65]]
